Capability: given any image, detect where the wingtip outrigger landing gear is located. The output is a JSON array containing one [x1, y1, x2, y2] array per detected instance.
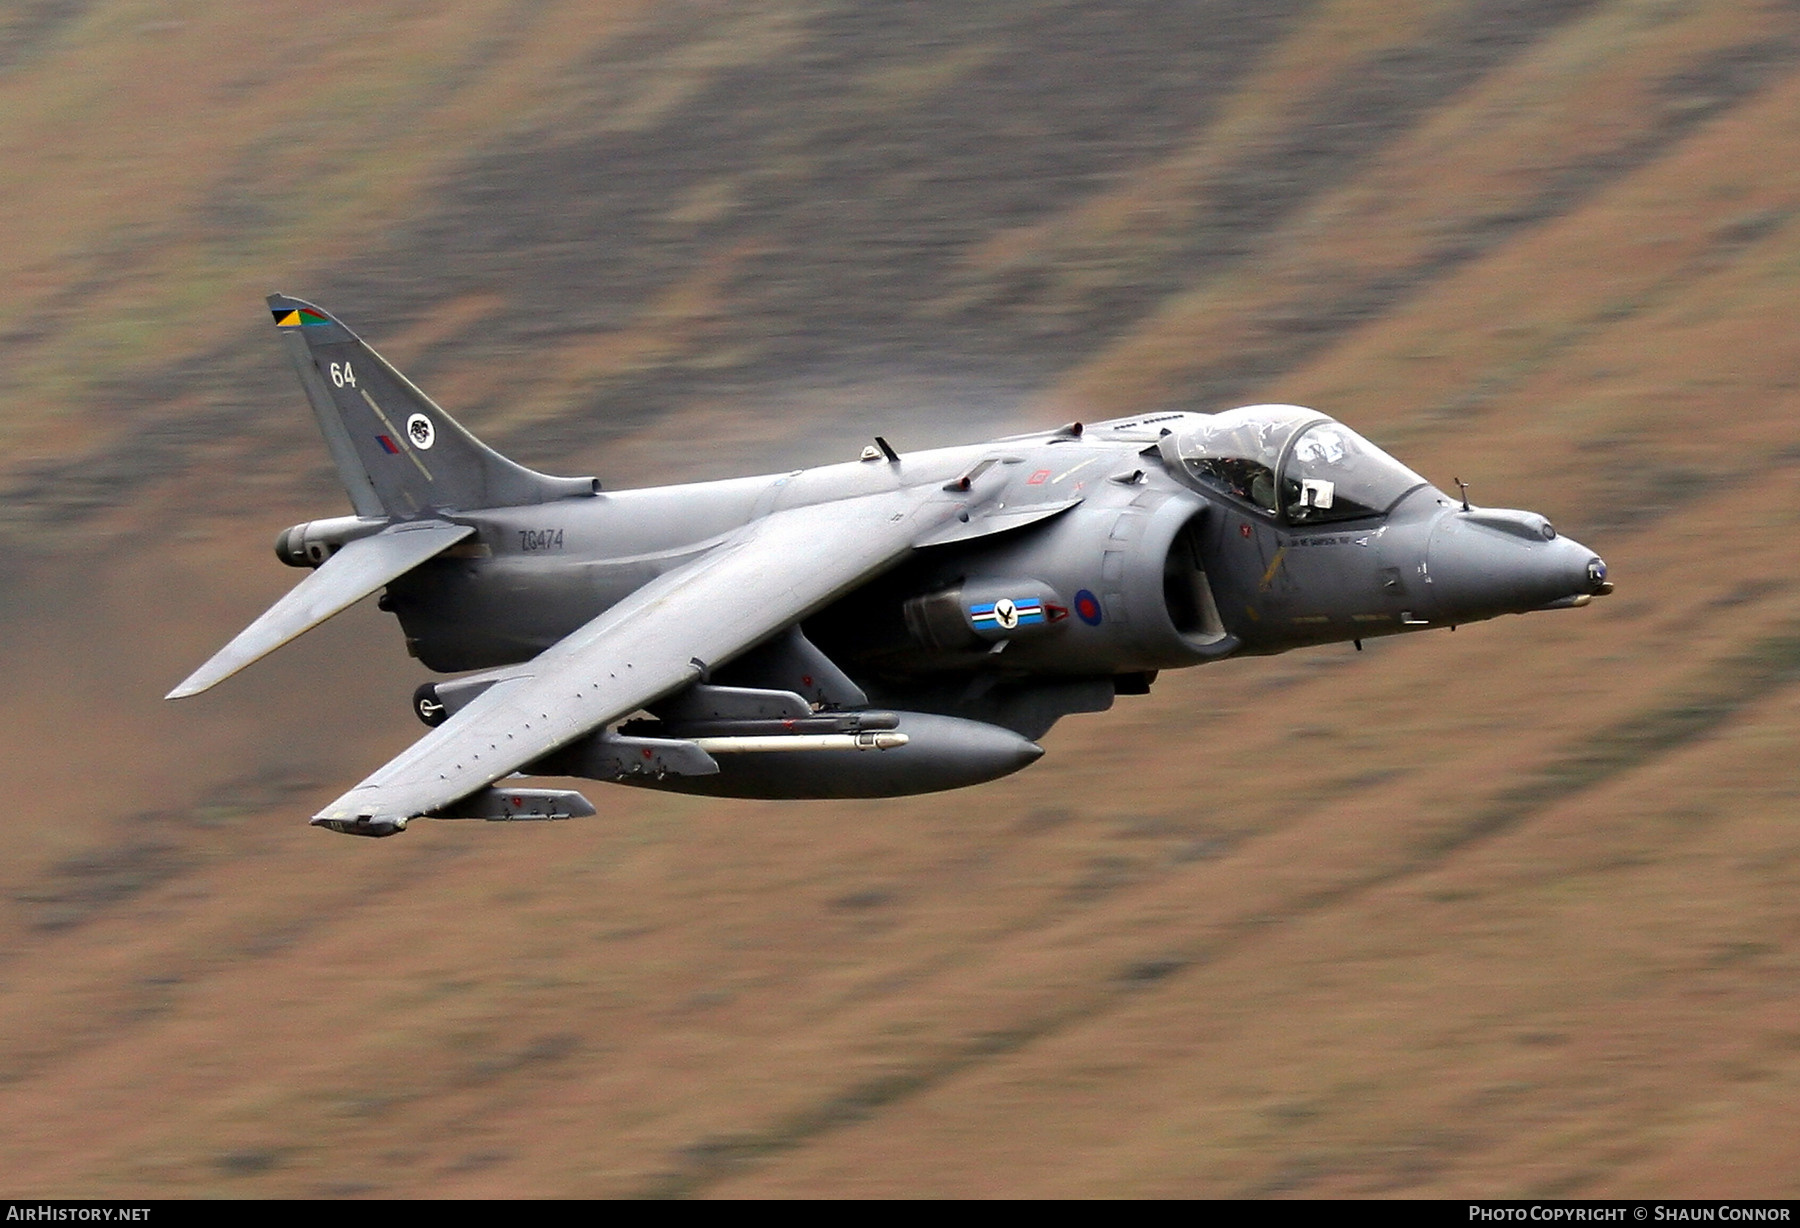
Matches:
[[310, 787, 599, 837]]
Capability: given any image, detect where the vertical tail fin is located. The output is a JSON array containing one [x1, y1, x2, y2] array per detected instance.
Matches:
[[270, 294, 597, 517]]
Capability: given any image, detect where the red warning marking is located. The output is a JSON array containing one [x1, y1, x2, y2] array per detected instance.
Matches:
[[1239, 522, 1252, 538], [801, 674, 814, 686], [641, 748, 653, 759], [1027, 469, 1051, 485]]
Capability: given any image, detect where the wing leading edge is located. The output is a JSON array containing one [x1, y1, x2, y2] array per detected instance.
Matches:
[[312, 487, 961, 831], [168, 522, 474, 700]]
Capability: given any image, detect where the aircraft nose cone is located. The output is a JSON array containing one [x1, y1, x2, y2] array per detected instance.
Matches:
[[1427, 508, 1610, 622], [1586, 555, 1613, 594]]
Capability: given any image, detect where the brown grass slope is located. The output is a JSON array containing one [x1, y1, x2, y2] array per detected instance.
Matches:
[[1, 0, 1798, 1197]]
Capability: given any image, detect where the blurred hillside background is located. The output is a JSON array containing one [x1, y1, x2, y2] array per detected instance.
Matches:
[[2, 0, 1799, 1197]]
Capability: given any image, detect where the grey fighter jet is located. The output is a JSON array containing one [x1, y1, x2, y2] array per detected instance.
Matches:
[[169, 296, 1613, 837]]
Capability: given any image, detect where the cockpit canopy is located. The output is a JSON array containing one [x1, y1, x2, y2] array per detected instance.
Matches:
[[1158, 404, 1427, 525]]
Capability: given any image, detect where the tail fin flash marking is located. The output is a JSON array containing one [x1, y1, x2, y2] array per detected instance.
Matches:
[[357, 387, 433, 482], [273, 307, 331, 328]]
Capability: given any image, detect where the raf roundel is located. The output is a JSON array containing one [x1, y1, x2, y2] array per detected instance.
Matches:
[[406, 413, 436, 451], [1074, 589, 1103, 626]]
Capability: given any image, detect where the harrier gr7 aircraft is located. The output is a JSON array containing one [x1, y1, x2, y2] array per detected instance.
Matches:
[[169, 295, 1613, 837]]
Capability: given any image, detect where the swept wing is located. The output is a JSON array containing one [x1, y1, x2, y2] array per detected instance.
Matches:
[[169, 521, 474, 699], [312, 487, 961, 830]]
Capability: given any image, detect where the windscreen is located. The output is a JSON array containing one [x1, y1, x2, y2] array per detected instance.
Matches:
[[1280, 421, 1426, 524]]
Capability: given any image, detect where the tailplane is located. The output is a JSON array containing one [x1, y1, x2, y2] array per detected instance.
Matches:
[[270, 294, 596, 517]]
